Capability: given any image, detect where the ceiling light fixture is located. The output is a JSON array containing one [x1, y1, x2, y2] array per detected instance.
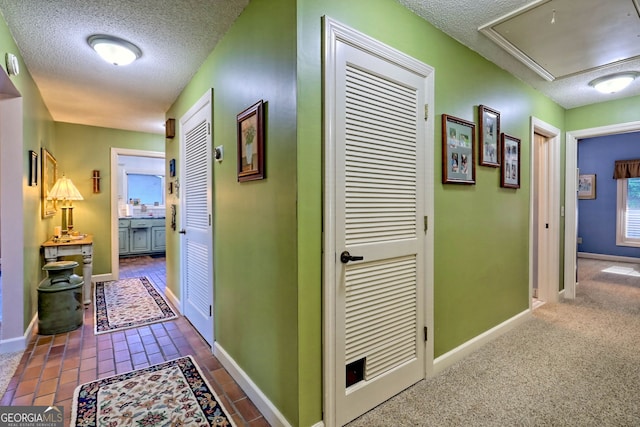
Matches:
[[589, 72, 640, 94], [88, 34, 142, 66]]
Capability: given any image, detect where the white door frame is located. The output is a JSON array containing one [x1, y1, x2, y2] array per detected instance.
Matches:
[[322, 17, 435, 427], [110, 147, 165, 281], [179, 89, 214, 347], [564, 120, 640, 299], [529, 117, 560, 305]]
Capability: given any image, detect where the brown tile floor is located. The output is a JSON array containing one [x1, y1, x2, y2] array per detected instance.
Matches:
[[1, 255, 270, 426]]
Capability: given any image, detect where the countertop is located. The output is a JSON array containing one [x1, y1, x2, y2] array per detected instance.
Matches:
[[119, 217, 165, 220]]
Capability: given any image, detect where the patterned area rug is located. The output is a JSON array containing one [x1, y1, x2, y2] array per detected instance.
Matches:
[[94, 276, 177, 334], [71, 356, 236, 426]]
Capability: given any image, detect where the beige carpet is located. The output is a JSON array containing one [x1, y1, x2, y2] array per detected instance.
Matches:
[[0, 350, 23, 399], [347, 258, 640, 426]]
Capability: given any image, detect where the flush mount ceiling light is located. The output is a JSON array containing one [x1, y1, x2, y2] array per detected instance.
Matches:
[[88, 34, 142, 66], [589, 72, 640, 94]]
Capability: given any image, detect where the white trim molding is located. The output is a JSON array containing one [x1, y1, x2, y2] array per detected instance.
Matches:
[[433, 309, 531, 374], [578, 252, 640, 263], [0, 312, 36, 354], [529, 117, 561, 306], [213, 343, 292, 427], [163, 286, 181, 314]]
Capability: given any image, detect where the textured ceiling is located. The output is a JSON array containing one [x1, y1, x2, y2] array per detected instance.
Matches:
[[0, 0, 248, 134], [0, 0, 637, 136], [399, 0, 640, 109]]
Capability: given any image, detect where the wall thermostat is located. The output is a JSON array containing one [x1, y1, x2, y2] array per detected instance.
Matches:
[[5, 53, 19, 76]]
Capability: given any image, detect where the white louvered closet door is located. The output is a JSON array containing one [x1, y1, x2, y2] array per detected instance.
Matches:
[[180, 91, 213, 346], [334, 41, 427, 425]]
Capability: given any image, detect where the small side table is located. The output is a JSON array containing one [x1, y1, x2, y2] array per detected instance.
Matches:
[[42, 234, 93, 304]]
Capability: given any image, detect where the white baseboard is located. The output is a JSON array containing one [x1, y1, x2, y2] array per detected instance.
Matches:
[[310, 422, 325, 427], [164, 286, 180, 314], [92, 273, 113, 283], [213, 342, 292, 427], [578, 252, 640, 263], [433, 309, 530, 375], [0, 311, 37, 354]]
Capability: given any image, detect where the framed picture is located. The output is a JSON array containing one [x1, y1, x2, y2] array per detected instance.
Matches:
[[41, 147, 57, 217], [237, 100, 265, 182], [29, 150, 38, 186], [442, 114, 476, 184], [500, 134, 520, 189], [169, 158, 176, 177], [578, 174, 596, 199], [478, 105, 500, 167]]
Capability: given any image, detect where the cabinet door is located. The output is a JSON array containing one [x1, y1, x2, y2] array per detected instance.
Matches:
[[118, 227, 129, 254], [129, 228, 151, 253], [151, 227, 166, 252]]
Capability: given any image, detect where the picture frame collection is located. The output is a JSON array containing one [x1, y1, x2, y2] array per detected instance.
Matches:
[[442, 105, 520, 189]]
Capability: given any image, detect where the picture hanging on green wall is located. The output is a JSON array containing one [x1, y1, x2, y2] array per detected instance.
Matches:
[[478, 105, 501, 168], [41, 147, 57, 217], [500, 134, 521, 189], [442, 114, 476, 185], [237, 100, 265, 182], [29, 150, 38, 186]]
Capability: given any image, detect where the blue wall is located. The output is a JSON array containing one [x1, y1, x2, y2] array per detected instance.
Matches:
[[577, 132, 640, 258]]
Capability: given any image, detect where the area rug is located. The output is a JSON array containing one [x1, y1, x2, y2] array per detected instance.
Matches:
[[94, 276, 177, 334], [71, 356, 236, 426]]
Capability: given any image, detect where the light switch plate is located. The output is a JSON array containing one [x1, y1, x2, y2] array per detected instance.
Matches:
[[215, 145, 223, 162]]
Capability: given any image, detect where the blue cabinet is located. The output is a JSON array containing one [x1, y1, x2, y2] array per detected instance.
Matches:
[[119, 218, 165, 256]]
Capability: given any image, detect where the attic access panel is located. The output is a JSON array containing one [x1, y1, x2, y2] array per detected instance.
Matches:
[[479, 0, 640, 80]]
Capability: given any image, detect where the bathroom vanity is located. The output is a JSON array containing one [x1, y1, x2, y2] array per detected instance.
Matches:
[[118, 217, 166, 256]]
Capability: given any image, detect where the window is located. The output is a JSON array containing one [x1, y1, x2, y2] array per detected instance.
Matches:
[[127, 173, 165, 206], [616, 177, 640, 247]]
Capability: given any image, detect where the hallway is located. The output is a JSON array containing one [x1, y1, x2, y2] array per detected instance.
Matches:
[[1, 256, 269, 426]]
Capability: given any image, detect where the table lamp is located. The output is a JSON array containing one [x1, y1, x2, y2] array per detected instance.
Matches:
[[47, 174, 84, 235]]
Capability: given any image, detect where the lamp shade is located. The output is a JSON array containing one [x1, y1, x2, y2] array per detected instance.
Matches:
[[47, 175, 84, 201]]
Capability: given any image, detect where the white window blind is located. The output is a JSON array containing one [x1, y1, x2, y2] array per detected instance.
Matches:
[[616, 177, 640, 247]]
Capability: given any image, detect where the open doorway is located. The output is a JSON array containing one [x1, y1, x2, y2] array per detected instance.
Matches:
[[530, 118, 560, 309], [110, 148, 165, 284], [565, 121, 640, 299]]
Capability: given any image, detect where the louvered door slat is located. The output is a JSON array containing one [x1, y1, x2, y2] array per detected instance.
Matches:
[[342, 58, 419, 382], [185, 119, 209, 230], [185, 239, 209, 316]]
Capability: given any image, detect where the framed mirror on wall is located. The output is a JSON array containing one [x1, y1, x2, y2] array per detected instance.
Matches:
[[41, 147, 57, 218]]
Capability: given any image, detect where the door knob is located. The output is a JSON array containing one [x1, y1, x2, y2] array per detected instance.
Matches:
[[178, 229, 186, 234], [340, 251, 364, 264]]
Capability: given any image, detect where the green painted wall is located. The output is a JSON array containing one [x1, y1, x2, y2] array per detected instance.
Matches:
[[566, 95, 640, 130], [165, 0, 299, 424], [297, 2, 565, 423], [54, 123, 164, 275], [0, 14, 57, 331]]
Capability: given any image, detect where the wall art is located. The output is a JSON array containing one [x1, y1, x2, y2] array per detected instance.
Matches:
[[442, 114, 476, 184]]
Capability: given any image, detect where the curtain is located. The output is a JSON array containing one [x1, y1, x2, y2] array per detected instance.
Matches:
[[613, 159, 640, 179]]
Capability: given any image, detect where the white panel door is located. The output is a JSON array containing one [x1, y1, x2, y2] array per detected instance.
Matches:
[[325, 20, 433, 426], [180, 90, 213, 346]]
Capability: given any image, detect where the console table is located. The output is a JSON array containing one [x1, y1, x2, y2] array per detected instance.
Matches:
[[42, 234, 93, 305]]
